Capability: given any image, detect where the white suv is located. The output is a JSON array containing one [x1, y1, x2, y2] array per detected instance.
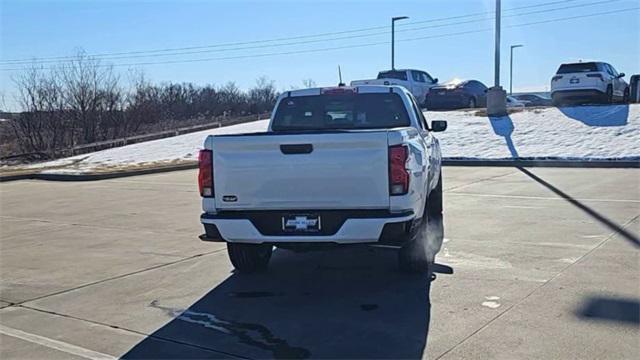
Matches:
[[550, 61, 629, 105]]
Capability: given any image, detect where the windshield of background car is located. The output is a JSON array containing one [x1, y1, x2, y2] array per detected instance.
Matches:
[[556, 62, 601, 73], [271, 93, 410, 131], [377, 71, 408, 80]]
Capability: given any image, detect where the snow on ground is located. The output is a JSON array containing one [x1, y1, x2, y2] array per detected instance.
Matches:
[[427, 104, 639, 160], [18, 104, 640, 174], [25, 119, 270, 173]]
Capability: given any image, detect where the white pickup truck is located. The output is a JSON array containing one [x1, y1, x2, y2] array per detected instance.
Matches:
[[198, 85, 447, 273], [350, 69, 439, 106]]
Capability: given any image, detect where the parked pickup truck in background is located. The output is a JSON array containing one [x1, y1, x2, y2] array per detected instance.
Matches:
[[198, 85, 447, 273], [350, 69, 439, 107]]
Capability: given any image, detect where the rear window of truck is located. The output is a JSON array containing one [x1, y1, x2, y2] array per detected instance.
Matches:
[[556, 62, 601, 74], [271, 93, 411, 131], [377, 71, 408, 80]]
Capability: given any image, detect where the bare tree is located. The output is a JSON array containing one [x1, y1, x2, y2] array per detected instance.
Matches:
[[302, 78, 317, 88], [10, 66, 67, 154], [248, 77, 277, 114], [8, 56, 282, 160], [57, 51, 121, 143]]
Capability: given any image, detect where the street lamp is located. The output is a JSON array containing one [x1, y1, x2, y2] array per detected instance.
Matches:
[[510, 44, 524, 95], [487, 0, 507, 116], [391, 16, 409, 70]]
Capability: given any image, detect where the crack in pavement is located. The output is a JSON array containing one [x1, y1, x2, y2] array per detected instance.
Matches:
[[443, 170, 519, 192], [0, 215, 198, 238], [7, 249, 225, 306], [12, 304, 248, 359]]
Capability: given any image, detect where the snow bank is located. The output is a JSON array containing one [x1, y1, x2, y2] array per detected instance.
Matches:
[[22, 104, 640, 174]]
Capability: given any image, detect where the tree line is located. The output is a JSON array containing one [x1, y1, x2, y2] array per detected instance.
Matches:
[[6, 53, 279, 159]]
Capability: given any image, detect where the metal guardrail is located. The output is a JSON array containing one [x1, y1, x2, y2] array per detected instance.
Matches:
[[53, 113, 269, 158]]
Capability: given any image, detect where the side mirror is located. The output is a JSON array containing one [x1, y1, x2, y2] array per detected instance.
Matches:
[[433, 78, 439, 84], [618, 73, 625, 78], [431, 120, 447, 132]]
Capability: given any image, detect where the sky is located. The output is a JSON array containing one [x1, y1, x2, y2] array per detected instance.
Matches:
[[1, 0, 639, 111]]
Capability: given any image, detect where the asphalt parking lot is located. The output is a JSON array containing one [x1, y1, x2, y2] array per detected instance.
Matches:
[[0, 166, 638, 359]]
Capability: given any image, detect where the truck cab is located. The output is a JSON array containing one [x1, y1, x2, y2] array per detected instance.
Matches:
[[350, 69, 439, 106]]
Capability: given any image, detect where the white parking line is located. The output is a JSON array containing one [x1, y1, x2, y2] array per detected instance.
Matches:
[[448, 192, 640, 203], [503, 205, 545, 209], [0, 324, 116, 360]]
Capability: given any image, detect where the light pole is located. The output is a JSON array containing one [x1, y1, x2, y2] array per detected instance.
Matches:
[[391, 16, 409, 70], [487, 0, 507, 116], [509, 44, 523, 95], [494, 0, 501, 87]]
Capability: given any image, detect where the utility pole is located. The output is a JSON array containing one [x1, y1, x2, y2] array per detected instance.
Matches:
[[487, 0, 507, 116], [391, 16, 409, 70], [494, 0, 501, 87], [509, 44, 523, 95]]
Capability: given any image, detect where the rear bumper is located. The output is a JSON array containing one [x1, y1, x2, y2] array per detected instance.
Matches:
[[200, 210, 415, 244], [551, 89, 606, 101]]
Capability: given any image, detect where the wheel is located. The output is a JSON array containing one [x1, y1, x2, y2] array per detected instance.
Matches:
[[623, 87, 630, 104], [428, 173, 443, 217], [468, 97, 476, 109], [398, 173, 443, 273], [552, 93, 564, 107], [605, 85, 614, 104], [227, 243, 273, 273]]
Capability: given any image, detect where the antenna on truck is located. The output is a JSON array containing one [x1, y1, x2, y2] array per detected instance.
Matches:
[[338, 65, 345, 87]]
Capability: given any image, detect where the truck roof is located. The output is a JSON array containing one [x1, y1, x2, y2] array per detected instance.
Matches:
[[378, 69, 419, 72], [279, 85, 408, 98]]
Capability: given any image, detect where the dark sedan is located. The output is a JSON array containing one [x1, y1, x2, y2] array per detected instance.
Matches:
[[513, 94, 552, 107], [424, 80, 488, 110]]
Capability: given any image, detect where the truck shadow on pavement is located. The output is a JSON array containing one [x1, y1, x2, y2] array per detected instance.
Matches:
[[558, 104, 629, 127], [122, 245, 440, 359]]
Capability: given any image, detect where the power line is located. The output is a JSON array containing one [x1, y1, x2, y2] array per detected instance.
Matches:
[[1, 6, 636, 72], [0, 0, 616, 66], [0, 0, 585, 64]]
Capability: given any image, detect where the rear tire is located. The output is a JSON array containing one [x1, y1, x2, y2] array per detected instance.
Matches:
[[428, 173, 443, 217], [623, 87, 630, 104], [398, 173, 443, 273], [227, 243, 273, 273], [605, 85, 614, 104], [552, 94, 563, 107]]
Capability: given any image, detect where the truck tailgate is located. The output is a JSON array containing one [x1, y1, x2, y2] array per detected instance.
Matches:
[[212, 132, 390, 210]]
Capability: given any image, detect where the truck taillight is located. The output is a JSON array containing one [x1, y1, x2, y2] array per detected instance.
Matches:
[[587, 73, 604, 80], [389, 145, 409, 196], [198, 149, 213, 197]]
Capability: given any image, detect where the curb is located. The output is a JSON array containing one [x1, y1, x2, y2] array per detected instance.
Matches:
[[1, 159, 638, 183], [0, 163, 197, 183], [442, 159, 640, 168]]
